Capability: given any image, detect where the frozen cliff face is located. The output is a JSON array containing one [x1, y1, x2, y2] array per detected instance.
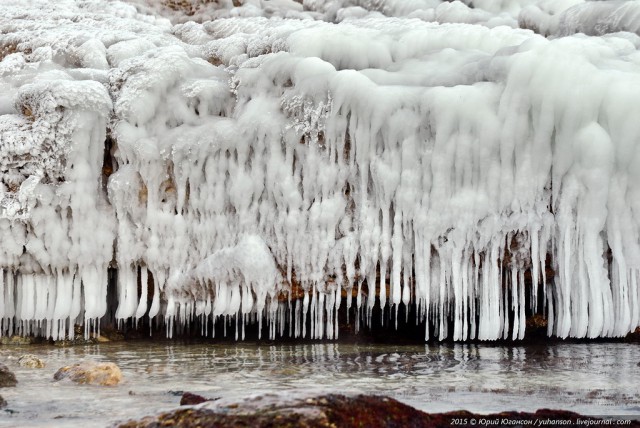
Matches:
[[0, 0, 639, 341]]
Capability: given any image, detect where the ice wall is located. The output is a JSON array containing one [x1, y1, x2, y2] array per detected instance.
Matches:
[[1, 0, 639, 341]]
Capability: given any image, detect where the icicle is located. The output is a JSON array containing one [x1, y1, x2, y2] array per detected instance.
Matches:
[[148, 270, 163, 320], [511, 267, 518, 341], [302, 288, 309, 338], [135, 268, 148, 320], [0, 270, 4, 334], [379, 260, 387, 321], [3, 1, 640, 343], [531, 227, 540, 313], [53, 270, 72, 340]]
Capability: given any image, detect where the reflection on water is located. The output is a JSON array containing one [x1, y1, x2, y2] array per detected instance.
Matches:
[[0, 342, 639, 427]]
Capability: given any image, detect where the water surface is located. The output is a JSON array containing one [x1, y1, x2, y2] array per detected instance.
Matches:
[[0, 342, 639, 427]]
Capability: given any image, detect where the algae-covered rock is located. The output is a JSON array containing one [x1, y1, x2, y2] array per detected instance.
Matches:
[[18, 354, 45, 368]]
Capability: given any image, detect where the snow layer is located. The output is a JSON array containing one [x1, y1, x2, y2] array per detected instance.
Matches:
[[1, 0, 640, 341]]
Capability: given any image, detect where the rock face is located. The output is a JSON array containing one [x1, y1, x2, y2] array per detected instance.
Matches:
[[118, 394, 639, 428], [18, 354, 45, 368], [0, 364, 17, 388], [53, 362, 122, 386]]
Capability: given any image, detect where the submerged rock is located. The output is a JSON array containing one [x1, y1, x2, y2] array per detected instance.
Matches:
[[53, 361, 122, 386], [179, 392, 217, 406], [119, 394, 636, 428], [0, 364, 17, 388], [0, 395, 6, 408], [18, 354, 45, 368]]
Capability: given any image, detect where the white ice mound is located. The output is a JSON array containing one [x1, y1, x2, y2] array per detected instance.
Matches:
[[0, 0, 640, 341], [520, 0, 640, 37], [189, 235, 281, 338], [194, 235, 279, 295]]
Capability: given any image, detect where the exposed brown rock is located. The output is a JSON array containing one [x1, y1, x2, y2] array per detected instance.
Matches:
[[53, 361, 122, 386], [0, 364, 17, 388], [0, 43, 18, 61], [118, 394, 637, 428], [627, 326, 640, 343], [526, 314, 548, 331], [207, 55, 223, 66]]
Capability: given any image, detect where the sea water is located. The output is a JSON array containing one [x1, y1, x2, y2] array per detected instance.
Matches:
[[0, 341, 638, 427]]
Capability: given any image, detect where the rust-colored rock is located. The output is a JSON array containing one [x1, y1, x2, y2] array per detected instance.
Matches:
[[118, 394, 638, 428], [180, 392, 215, 406], [54, 361, 122, 386], [525, 314, 548, 335]]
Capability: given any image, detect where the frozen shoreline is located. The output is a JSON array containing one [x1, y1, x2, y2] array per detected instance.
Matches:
[[1, 341, 639, 427], [1, 0, 640, 342]]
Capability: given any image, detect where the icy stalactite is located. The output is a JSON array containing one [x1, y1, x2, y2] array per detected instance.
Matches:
[[1, 0, 640, 341]]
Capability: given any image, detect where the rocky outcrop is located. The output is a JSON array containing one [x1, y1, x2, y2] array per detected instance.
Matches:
[[0, 364, 17, 388], [53, 361, 122, 386], [118, 394, 640, 428]]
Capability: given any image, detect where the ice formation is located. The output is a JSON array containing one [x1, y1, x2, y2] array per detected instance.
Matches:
[[1, 0, 640, 341]]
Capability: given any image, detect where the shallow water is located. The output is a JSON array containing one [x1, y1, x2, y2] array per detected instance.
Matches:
[[0, 341, 639, 427]]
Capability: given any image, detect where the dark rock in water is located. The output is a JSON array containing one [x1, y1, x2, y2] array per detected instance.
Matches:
[[118, 394, 640, 428], [627, 327, 640, 342], [179, 392, 217, 406], [0, 395, 6, 408], [0, 364, 17, 388], [99, 326, 124, 341]]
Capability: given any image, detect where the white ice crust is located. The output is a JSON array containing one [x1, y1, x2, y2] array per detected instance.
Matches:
[[1, 0, 639, 340]]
